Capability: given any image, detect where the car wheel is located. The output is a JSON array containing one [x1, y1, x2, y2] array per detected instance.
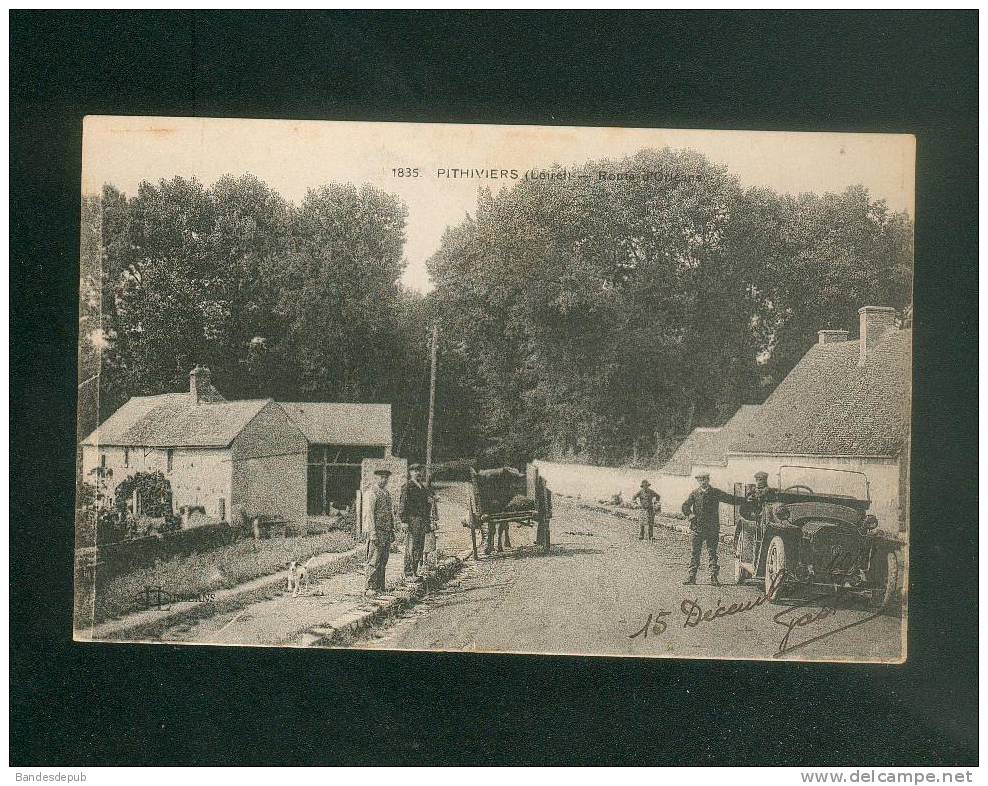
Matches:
[[734, 531, 750, 583], [765, 536, 787, 600], [870, 551, 900, 610]]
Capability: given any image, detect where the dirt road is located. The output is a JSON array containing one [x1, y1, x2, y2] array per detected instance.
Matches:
[[363, 496, 904, 662]]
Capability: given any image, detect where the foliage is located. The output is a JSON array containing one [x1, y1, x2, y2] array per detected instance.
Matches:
[[426, 149, 914, 466], [75, 478, 125, 547], [82, 175, 428, 433], [80, 155, 912, 471], [114, 471, 174, 518]]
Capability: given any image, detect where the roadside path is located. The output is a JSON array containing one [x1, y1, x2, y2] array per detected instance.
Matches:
[[157, 492, 473, 646]]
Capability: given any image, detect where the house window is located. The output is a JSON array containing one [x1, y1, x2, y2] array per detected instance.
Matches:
[[123, 447, 130, 467], [99, 453, 106, 469], [218, 497, 226, 521], [166, 449, 174, 472]]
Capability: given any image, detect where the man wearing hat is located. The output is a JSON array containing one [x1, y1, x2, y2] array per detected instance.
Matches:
[[739, 471, 777, 520], [681, 472, 743, 586], [364, 468, 396, 595], [632, 480, 661, 540], [398, 463, 437, 580]]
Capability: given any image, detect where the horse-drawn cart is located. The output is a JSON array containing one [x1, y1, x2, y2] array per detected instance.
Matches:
[[465, 465, 552, 559]]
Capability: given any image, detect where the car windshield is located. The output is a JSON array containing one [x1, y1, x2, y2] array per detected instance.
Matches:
[[777, 466, 869, 501]]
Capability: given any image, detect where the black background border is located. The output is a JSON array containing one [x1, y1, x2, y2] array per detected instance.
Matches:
[[10, 10, 978, 766]]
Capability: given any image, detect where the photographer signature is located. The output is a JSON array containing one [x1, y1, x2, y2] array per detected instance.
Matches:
[[131, 586, 216, 611], [629, 547, 888, 657]]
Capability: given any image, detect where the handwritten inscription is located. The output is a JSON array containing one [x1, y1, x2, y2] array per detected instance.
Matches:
[[629, 545, 888, 656], [681, 571, 785, 628], [628, 611, 673, 641]]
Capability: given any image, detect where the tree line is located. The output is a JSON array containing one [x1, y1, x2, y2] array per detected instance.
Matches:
[[79, 149, 913, 468], [78, 174, 431, 452], [426, 148, 913, 466]]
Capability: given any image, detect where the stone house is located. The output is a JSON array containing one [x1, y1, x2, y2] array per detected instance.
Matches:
[[80, 366, 308, 524], [80, 367, 397, 526], [538, 306, 912, 534], [724, 307, 912, 532]]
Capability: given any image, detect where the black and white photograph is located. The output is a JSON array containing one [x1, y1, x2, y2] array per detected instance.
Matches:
[[73, 117, 914, 663]]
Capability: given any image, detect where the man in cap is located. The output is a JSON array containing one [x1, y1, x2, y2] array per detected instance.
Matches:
[[398, 463, 437, 580], [751, 471, 776, 498], [632, 479, 661, 540], [738, 471, 777, 521], [736, 471, 778, 552], [364, 468, 396, 596], [681, 472, 743, 586]]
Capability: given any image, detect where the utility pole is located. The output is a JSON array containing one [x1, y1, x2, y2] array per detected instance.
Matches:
[[425, 324, 438, 483]]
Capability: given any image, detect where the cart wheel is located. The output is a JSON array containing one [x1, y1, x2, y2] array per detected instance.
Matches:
[[765, 536, 787, 600], [870, 551, 899, 610]]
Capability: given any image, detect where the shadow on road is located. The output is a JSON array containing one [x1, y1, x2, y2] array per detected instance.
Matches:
[[477, 545, 604, 562]]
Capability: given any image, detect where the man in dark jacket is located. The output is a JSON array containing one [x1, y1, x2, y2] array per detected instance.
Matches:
[[681, 472, 742, 586], [398, 463, 436, 580], [364, 469, 396, 596]]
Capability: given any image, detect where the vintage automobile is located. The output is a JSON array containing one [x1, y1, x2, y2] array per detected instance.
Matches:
[[733, 466, 902, 609]]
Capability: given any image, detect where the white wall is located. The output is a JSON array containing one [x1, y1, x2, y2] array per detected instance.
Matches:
[[80, 444, 233, 518], [534, 454, 905, 535], [169, 448, 233, 518], [533, 460, 695, 516]]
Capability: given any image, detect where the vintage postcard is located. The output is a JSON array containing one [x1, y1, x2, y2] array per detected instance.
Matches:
[[75, 117, 913, 662]]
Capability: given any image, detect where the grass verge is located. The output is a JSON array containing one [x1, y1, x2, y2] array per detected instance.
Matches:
[[90, 530, 356, 624]]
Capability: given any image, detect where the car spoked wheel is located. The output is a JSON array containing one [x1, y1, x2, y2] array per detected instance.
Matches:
[[870, 551, 900, 611], [765, 536, 787, 601], [734, 531, 750, 584]]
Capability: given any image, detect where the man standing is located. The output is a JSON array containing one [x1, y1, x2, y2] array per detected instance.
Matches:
[[736, 471, 777, 550], [398, 463, 436, 580], [742, 471, 778, 514], [364, 468, 396, 596], [632, 480, 661, 540], [681, 472, 741, 586]]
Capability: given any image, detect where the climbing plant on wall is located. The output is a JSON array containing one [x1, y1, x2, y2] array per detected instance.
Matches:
[[113, 471, 174, 518]]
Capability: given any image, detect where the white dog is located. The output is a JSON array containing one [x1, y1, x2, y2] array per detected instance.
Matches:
[[287, 558, 312, 597]]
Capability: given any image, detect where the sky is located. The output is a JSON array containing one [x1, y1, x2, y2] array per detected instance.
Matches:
[[82, 116, 915, 293]]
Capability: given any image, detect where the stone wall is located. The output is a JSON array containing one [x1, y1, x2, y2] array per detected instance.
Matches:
[[535, 453, 905, 534], [80, 444, 233, 519], [231, 401, 307, 524], [533, 460, 695, 515]]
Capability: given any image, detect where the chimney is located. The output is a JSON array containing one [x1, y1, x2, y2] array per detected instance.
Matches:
[[818, 329, 849, 345], [190, 365, 211, 406], [858, 306, 897, 366]]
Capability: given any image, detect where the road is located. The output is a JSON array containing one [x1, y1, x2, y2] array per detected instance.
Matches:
[[362, 495, 905, 662]]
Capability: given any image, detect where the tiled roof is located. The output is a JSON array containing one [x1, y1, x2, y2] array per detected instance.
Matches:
[[81, 394, 272, 448], [662, 405, 761, 476], [279, 403, 392, 446], [729, 329, 911, 457]]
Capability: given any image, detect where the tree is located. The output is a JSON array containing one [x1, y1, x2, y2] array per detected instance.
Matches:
[[427, 149, 914, 466]]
